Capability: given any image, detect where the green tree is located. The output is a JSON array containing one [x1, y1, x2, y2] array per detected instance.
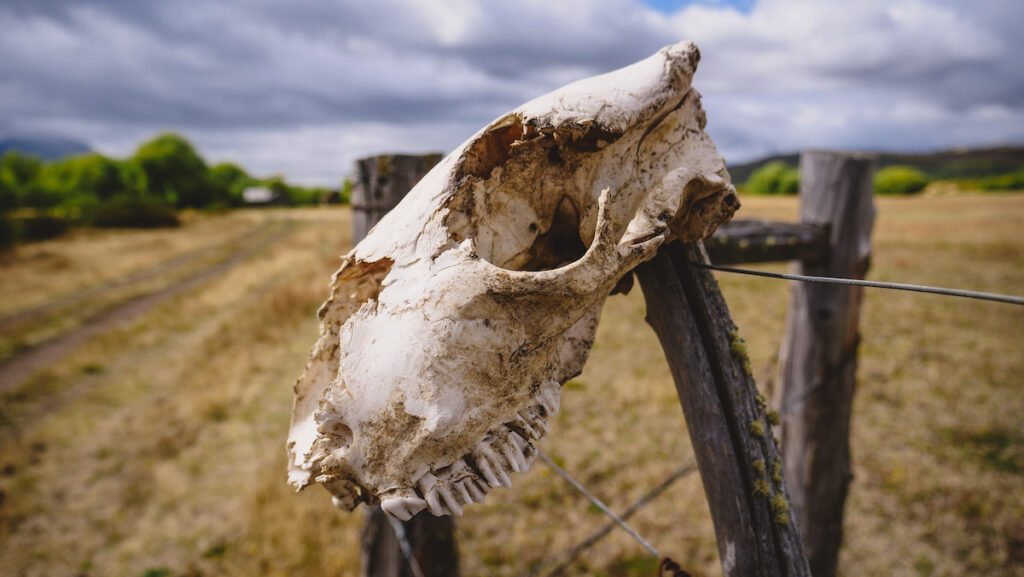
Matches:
[[874, 165, 929, 195], [744, 161, 800, 195], [133, 133, 213, 208], [339, 178, 353, 204], [38, 153, 130, 203], [118, 159, 149, 197], [0, 151, 43, 208], [208, 162, 251, 206]]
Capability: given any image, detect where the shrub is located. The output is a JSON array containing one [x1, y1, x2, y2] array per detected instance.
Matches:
[[745, 161, 800, 195], [20, 214, 68, 241], [0, 216, 15, 248], [875, 165, 929, 195], [90, 197, 180, 228], [976, 169, 1024, 192]]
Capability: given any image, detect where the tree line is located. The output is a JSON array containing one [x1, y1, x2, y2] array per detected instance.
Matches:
[[742, 160, 1023, 195], [0, 132, 345, 246]]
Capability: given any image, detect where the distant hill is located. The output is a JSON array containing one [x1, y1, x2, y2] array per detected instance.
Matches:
[[728, 146, 1024, 184], [0, 135, 92, 161]]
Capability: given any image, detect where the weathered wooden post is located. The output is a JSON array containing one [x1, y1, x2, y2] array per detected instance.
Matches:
[[352, 153, 443, 242], [775, 151, 876, 577], [352, 153, 459, 577], [637, 243, 811, 577]]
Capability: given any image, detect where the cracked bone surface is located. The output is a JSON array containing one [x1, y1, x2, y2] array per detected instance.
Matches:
[[287, 41, 739, 520]]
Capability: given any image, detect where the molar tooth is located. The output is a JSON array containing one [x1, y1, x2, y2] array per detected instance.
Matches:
[[465, 479, 487, 502], [417, 473, 448, 516], [425, 487, 447, 516], [507, 431, 530, 471], [477, 456, 502, 488], [381, 496, 427, 521], [476, 444, 513, 487], [501, 442, 522, 473], [533, 418, 549, 436], [508, 430, 528, 450], [515, 413, 541, 439], [438, 486, 463, 516], [496, 465, 513, 488], [454, 482, 473, 505], [416, 472, 440, 494]]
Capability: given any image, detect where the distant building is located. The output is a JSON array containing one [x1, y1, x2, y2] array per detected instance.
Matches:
[[242, 186, 286, 206]]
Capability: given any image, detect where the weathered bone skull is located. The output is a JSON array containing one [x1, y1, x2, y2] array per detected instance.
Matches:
[[288, 42, 738, 520]]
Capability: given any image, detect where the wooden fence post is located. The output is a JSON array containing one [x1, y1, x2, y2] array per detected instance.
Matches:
[[351, 153, 459, 577], [775, 151, 876, 577], [352, 153, 443, 242], [636, 243, 811, 577]]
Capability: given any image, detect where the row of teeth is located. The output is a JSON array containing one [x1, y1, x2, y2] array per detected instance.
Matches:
[[380, 382, 560, 521]]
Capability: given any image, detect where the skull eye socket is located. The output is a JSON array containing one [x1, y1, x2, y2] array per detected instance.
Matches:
[[448, 116, 608, 273], [508, 196, 587, 271]]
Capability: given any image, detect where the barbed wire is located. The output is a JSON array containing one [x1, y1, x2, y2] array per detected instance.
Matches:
[[692, 262, 1024, 305]]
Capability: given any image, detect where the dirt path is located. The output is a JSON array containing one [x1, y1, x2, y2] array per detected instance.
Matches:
[[0, 222, 266, 334], [0, 221, 296, 393]]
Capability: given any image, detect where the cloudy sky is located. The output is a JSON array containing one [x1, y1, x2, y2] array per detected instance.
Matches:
[[2, 0, 1022, 185]]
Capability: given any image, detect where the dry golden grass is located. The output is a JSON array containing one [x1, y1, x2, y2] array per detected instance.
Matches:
[[0, 196, 1021, 577]]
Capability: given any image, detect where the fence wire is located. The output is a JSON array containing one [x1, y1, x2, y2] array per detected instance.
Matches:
[[536, 450, 662, 559], [692, 262, 1024, 305], [386, 515, 427, 577], [534, 459, 698, 577]]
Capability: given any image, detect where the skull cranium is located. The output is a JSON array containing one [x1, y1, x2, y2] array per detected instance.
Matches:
[[287, 41, 738, 520]]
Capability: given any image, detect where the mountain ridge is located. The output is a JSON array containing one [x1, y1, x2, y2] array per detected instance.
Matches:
[[0, 135, 92, 161]]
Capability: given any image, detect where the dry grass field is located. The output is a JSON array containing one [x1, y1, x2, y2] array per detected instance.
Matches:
[[0, 195, 1021, 577]]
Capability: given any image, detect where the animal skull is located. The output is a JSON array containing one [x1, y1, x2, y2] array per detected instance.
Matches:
[[287, 41, 738, 520]]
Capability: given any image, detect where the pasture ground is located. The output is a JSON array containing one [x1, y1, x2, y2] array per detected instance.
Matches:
[[0, 195, 1021, 577]]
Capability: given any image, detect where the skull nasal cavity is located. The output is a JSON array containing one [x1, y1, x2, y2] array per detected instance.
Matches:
[[517, 196, 587, 271]]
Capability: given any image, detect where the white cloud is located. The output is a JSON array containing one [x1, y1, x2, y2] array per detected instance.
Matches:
[[1, 0, 1021, 184]]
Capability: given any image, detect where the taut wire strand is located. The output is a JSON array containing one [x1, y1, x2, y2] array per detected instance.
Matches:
[[537, 460, 698, 577], [692, 262, 1024, 305], [536, 449, 661, 559], [386, 515, 427, 577]]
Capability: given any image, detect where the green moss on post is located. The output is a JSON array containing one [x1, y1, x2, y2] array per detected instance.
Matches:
[[771, 494, 791, 526], [728, 330, 753, 377], [750, 420, 766, 438]]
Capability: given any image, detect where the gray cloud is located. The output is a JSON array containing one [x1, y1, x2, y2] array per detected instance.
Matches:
[[1, 0, 1022, 184]]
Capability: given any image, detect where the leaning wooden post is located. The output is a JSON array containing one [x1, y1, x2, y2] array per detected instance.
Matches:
[[775, 151, 875, 577], [352, 153, 459, 577], [636, 242, 811, 577]]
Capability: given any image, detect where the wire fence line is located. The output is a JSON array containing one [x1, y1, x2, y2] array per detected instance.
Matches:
[[383, 451, 694, 577], [692, 262, 1024, 306], [386, 515, 427, 577], [536, 450, 663, 559], [535, 459, 698, 577]]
